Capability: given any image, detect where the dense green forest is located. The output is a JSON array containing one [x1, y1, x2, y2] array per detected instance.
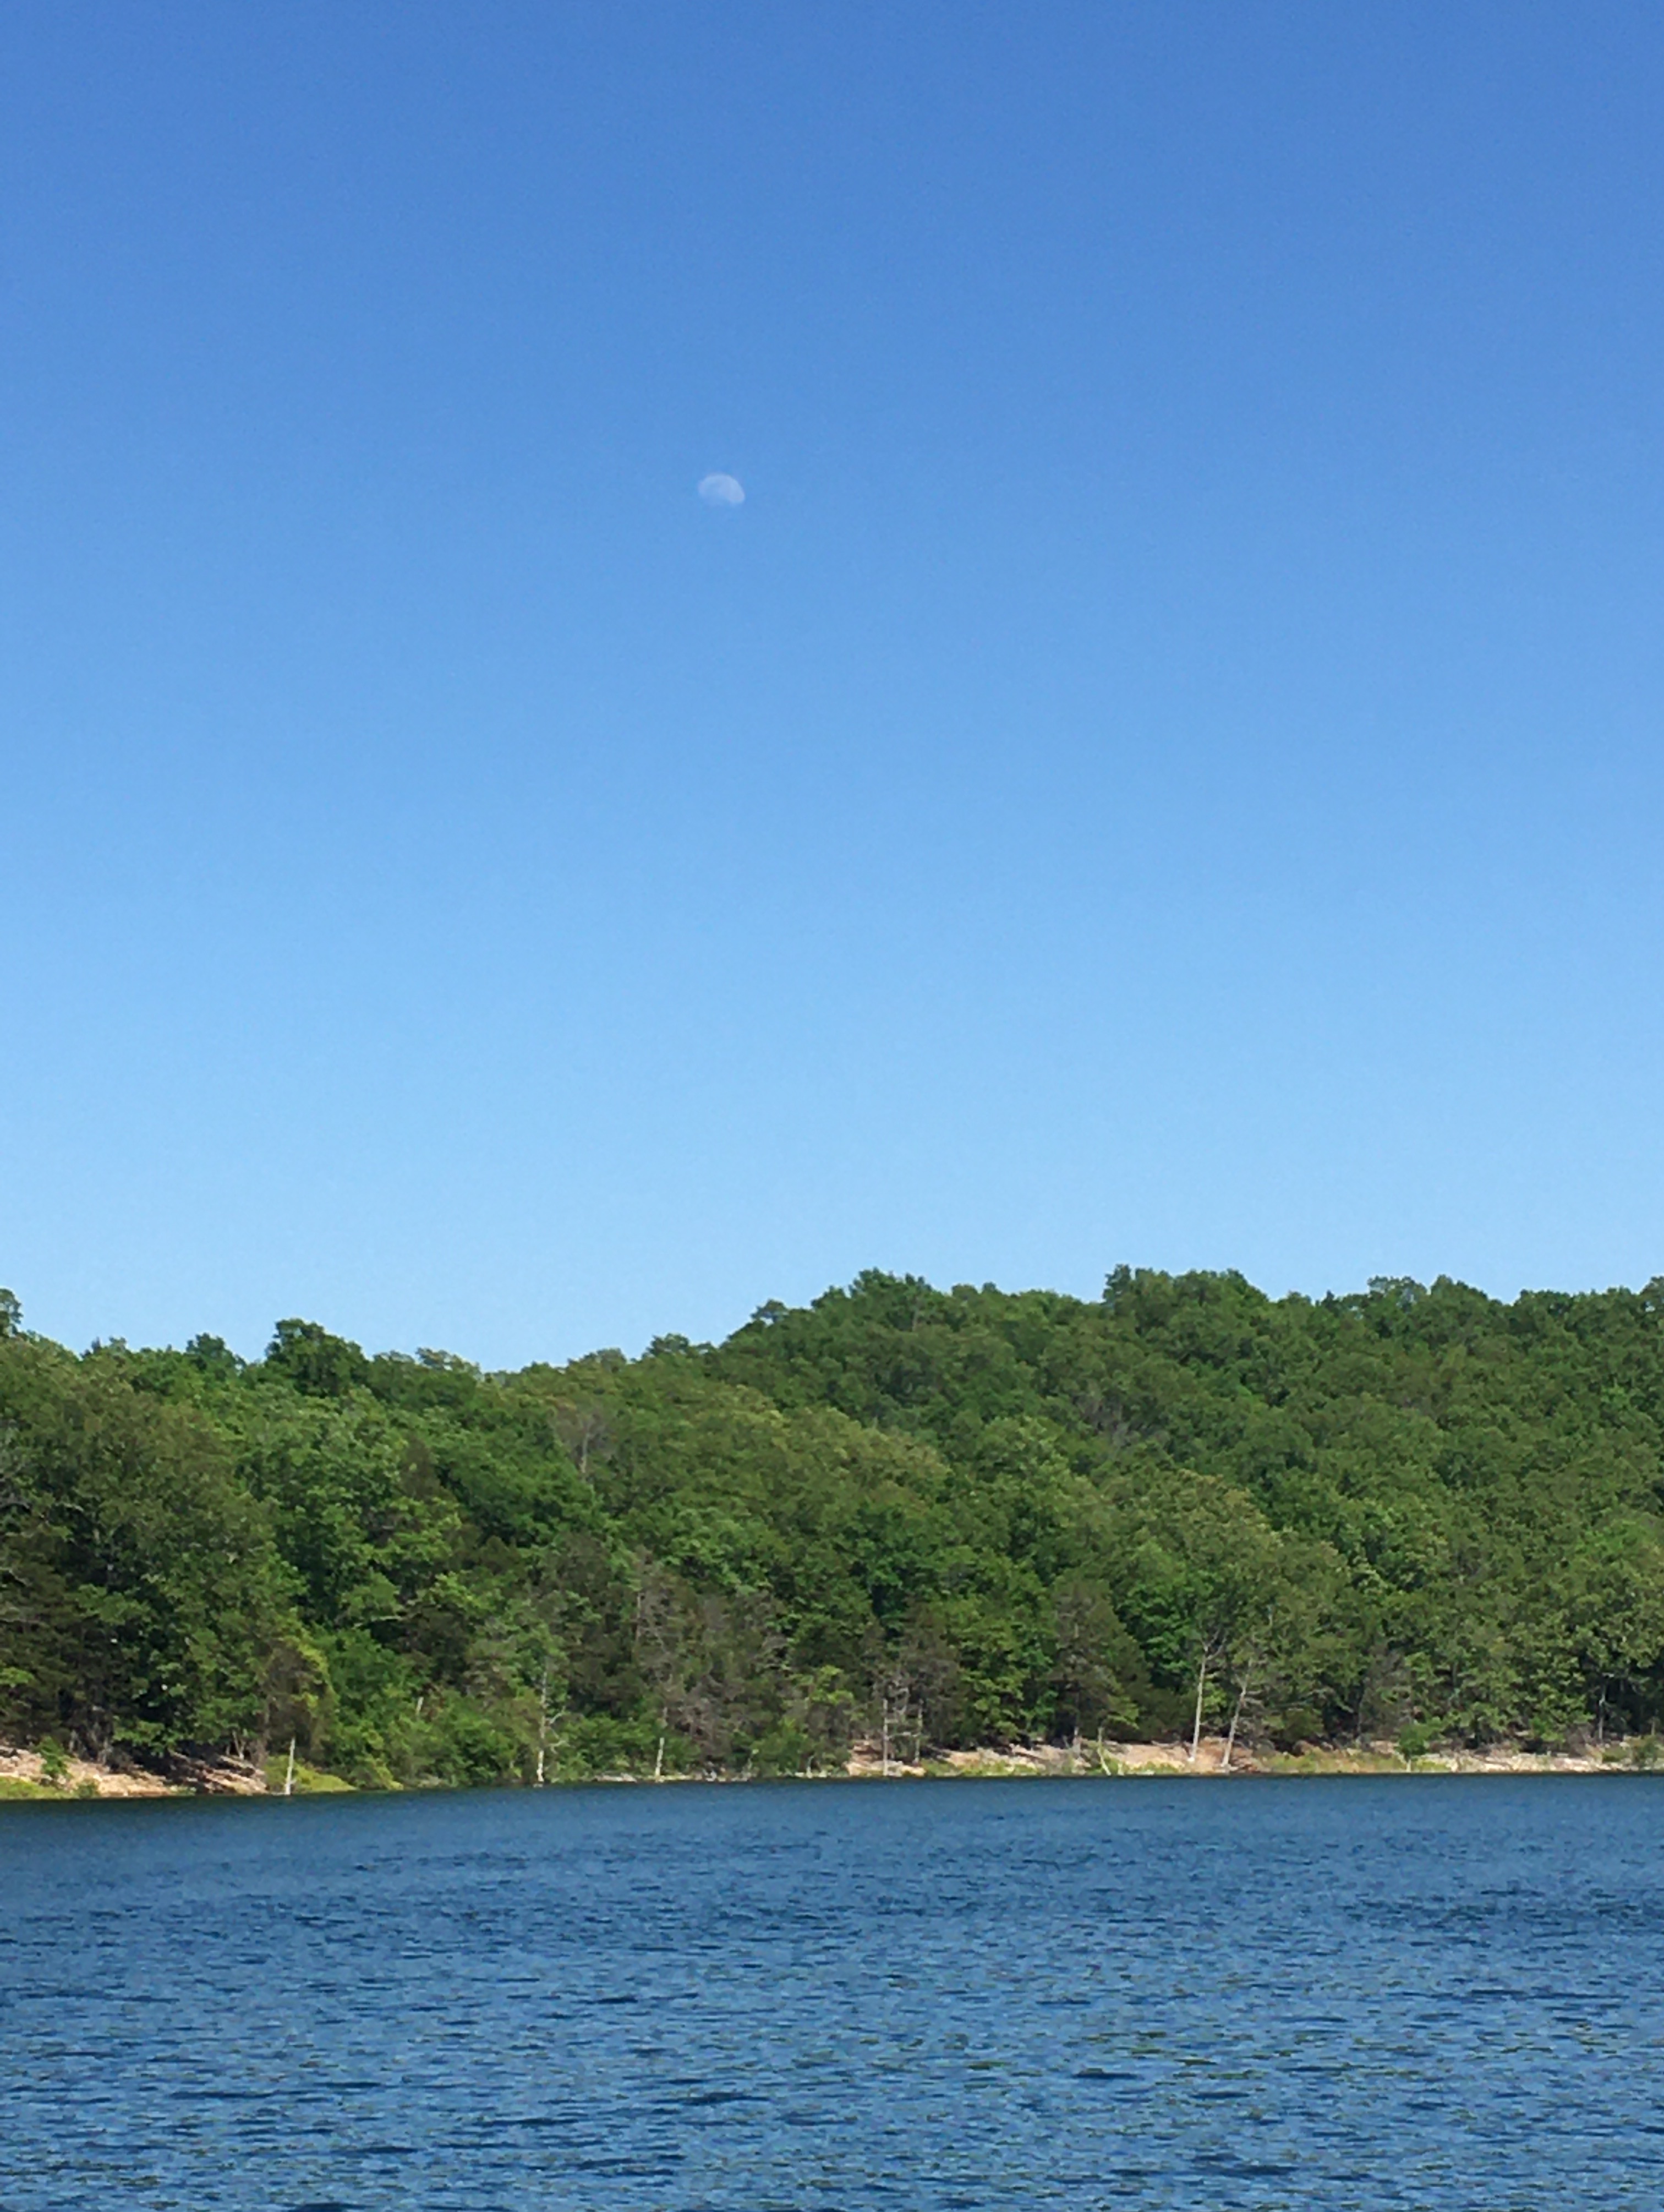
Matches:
[[4, 1267, 1664, 1785]]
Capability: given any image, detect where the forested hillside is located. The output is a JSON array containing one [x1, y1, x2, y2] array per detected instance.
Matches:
[[4, 1268, 1664, 1785]]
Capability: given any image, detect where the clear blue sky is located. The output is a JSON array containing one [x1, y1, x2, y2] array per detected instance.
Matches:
[[4, 3, 1662, 1364]]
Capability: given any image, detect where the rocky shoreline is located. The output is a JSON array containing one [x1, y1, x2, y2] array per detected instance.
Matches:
[[0, 1745, 266, 1800], [4, 1733, 1657, 1800], [895, 1736, 1643, 1779]]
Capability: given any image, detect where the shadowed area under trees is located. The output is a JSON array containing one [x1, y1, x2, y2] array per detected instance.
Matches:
[[4, 1269, 1664, 1784]]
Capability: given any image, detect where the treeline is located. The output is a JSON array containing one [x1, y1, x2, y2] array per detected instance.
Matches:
[[3, 1268, 1664, 1785]]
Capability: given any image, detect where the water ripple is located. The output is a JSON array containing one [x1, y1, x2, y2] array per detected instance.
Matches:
[[1, 1776, 1661, 2208]]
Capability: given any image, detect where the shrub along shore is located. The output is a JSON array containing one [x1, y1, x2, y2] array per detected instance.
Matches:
[[3, 1268, 1664, 1793]]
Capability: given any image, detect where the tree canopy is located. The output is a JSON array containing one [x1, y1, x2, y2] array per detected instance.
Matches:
[[4, 1267, 1664, 1783]]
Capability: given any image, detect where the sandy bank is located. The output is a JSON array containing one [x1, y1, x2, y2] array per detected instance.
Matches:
[[846, 1736, 1638, 1780], [2, 1736, 1651, 1801], [0, 1745, 264, 1800]]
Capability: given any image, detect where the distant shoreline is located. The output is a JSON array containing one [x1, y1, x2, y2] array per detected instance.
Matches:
[[4, 1735, 1657, 1801], [884, 1738, 1647, 1782]]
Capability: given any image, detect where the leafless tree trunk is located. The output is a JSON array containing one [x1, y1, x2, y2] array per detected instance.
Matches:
[[1187, 1627, 1240, 1764], [878, 1670, 913, 1775], [1189, 1642, 1212, 1764], [1220, 1662, 1254, 1773]]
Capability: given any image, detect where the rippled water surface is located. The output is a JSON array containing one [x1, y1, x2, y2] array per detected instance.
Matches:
[[3, 1776, 1662, 2209]]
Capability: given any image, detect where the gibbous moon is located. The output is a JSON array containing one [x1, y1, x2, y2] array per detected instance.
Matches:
[[698, 472, 745, 507]]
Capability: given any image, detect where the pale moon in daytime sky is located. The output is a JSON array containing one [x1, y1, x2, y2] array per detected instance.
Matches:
[[697, 472, 745, 506]]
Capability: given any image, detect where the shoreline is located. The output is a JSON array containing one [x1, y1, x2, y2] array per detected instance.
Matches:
[[0, 1745, 264, 1801], [4, 1734, 1656, 1801], [892, 1738, 1643, 1781]]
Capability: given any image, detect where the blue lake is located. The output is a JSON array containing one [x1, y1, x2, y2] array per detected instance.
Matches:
[[2, 1775, 1661, 2209]]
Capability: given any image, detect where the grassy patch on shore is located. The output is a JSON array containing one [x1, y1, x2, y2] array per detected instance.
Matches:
[[262, 1756, 355, 1794], [1262, 1747, 1407, 1775]]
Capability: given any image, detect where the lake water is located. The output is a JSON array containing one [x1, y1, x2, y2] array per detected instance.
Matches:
[[2, 1776, 1661, 2209]]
